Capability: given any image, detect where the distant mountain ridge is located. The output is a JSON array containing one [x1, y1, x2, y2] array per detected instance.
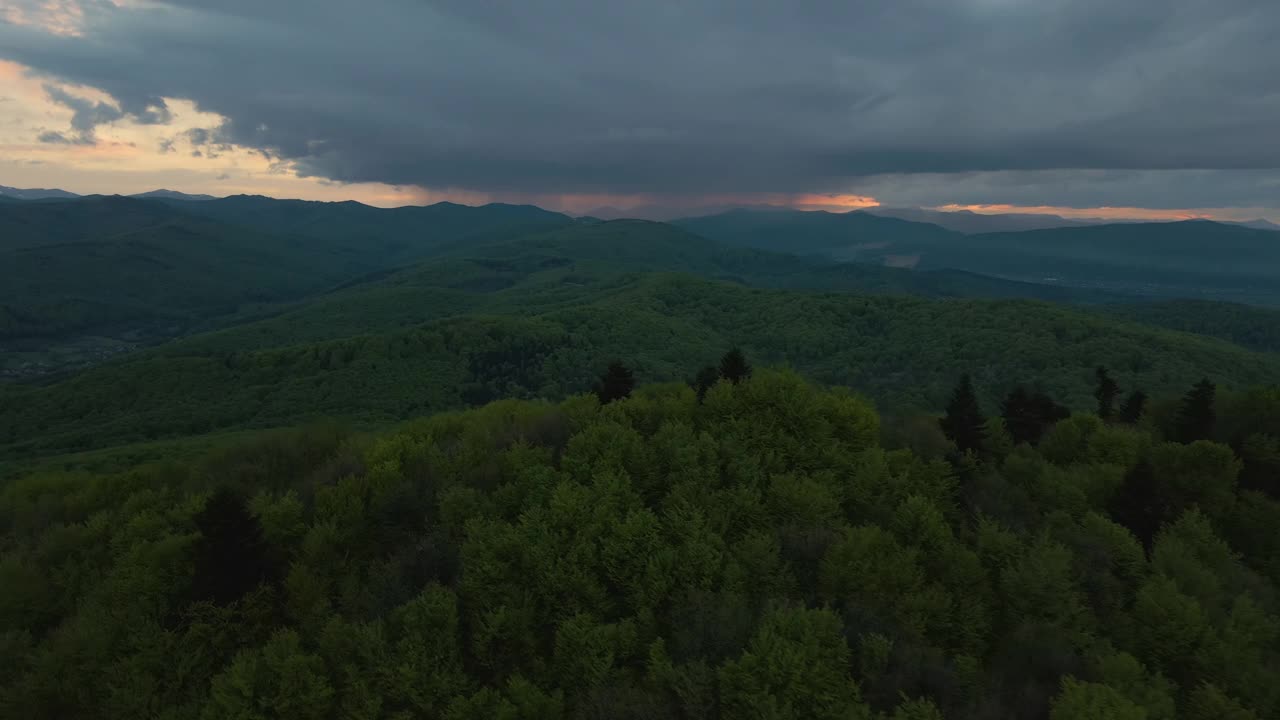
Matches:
[[0, 184, 80, 200], [675, 208, 1280, 305], [130, 189, 218, 201]]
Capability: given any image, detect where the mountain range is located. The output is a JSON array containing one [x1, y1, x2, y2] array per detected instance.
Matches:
[[7, 184, 1278, 232]]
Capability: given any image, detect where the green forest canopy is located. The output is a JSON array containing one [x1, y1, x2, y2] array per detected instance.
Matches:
[[3, 368, 1278, 719], [6, 270, 1280, 468]]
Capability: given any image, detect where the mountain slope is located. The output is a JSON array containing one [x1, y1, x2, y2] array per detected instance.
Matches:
[[5, 268, 1278, 465], [680, 210, 1280, 305], [0, 195, 574, 351], [674, 208, 958, 257], [156, 220, 1127, 356], [0, 184, 80, 200]]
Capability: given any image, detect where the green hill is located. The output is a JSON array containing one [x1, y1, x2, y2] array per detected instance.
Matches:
[[678, 210, 1280, 305], [157, 221, 1125, 357], [674, 207, 958, 257], [4, 267, 1278, 467], [0, 196, 576, 376], [1101, 300, 1280, 354]]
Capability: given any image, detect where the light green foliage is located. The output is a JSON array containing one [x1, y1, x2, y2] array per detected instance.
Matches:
[[1049, 677, 1147, 720], [892, 696, 944, 719], [1039, 415, 1104, 466], [206, 629, 334, 720], [1184, 682, 1260, 720], [718, 607, 869, 720]]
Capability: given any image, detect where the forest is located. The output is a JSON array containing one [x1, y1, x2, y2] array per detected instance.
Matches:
[[2, 356, 1278, 719], [3, 196, 1280, 719]]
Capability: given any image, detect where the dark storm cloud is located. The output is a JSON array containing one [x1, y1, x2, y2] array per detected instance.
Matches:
[[2, 0, 1279, 204]]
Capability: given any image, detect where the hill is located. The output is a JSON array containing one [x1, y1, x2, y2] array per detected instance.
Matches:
[[157, 194, 572, 266], [674, 207, 958, 257], [1102, 300, 1280, 354], [4, 263, 1278, 466], [146, 220, 1127, 357], [0, 184, 80, 200], [865, 206, 1095, 233], [130, 189, 218, 201], [0, 195, 576, 375], [679, 211, 1280, 305], [0, 197, 355, 342]]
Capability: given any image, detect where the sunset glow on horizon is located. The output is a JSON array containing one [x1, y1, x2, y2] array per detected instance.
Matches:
[[1, 49, 1277, 221]]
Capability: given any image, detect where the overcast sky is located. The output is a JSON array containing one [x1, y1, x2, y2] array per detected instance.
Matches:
[[2, 0, 1279, 218]]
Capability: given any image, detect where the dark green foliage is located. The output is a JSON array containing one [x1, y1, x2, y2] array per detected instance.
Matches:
[[1108, 460, 1162, 550], [719, 348, 752, 385], [1001, 386, 1070, 446], [1175, 378, 1217, 444], [1104, 299, 1280, 353], [1095, 367, 1121, 420], [941, 375, 986, 453], [593, 361, 635, 405], [1118, 391, 1148, 425], [693, 364, 720, 402], [190, 488, 278, 605], [683, 210, 1280, 305], [0, 195, 570, 347]]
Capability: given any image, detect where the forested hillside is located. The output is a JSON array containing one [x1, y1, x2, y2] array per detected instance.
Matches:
[[6, 268, 1279, 468], [3, 367, 1278, 719], [0, 196, 571, 350], [678, 210, 1280, 305]]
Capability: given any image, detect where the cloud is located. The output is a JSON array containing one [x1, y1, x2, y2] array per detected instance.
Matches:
[[0, 0, 1278, 207]]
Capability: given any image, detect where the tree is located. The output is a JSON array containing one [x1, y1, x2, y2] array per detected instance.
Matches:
[[190, 487, 276, 605], [719, 348, 752, 385], [1049, 678, 1146, 720], [692, 365, 720, 402], [593, 361, 635, 405], [1095, 367, 1121, 420], [1119, 390, 1148, 425], [1109, 459, 1163, 551], [940, 374, 986, 454], [1001, 386, 1070, 446], [1174, 378, 1216, 444], [718, 607, 869, 720]]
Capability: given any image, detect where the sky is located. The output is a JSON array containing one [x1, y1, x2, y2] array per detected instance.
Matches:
[[1, 0, 1279, 220]]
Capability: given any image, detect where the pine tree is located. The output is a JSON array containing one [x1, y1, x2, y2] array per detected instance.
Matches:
[[1118, 390, 1148, 424], [692, 365, 720, 402], [1001, 386, 1070, 446], [594, 361, 635, 405], [940, 374, 986, 454], [719, 348, 752, 385], [1109, 460, 1162, 551], [1094, 366, 1121, 420], [190, 488, 276, 605], [1174, 378, 1216, 443]]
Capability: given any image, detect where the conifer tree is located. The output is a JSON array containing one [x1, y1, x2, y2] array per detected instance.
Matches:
[[692, 365, 720, 402], [190, 488, 276, 605], [1109, 459, 1162, 551], [1095, 366, 1121, 420], [719, 348, 752, 385], [1174, 378, 1216, 443], [1118, 390, 1148, 424], [940, 374, 986, 454], [1001, 386, 1070, 446], [594, 361, 635, 405]]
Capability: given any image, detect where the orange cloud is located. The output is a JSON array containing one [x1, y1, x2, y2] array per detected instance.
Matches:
[[2, 0, 87, 37], [791, 193, 881, 211], [933, 203, 1217, 222]]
